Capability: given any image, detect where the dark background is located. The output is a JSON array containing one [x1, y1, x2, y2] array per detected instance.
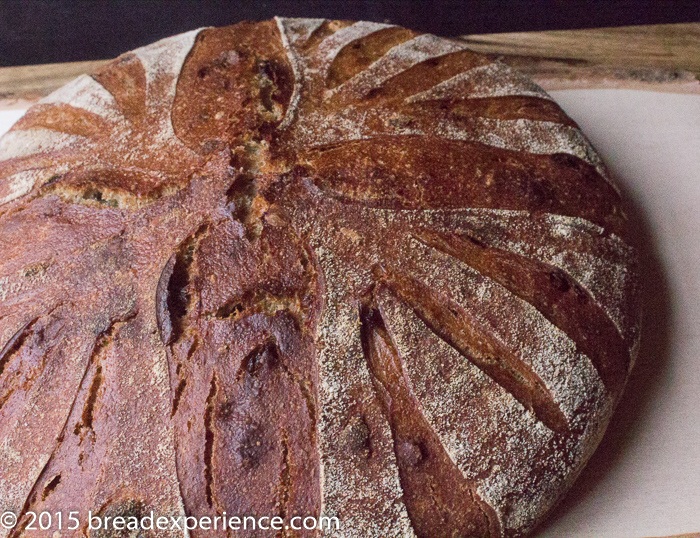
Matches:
[[1, 0, 699, 67]]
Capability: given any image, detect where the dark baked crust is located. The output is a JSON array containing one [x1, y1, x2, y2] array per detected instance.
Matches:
[[0, 18, 640, 538]]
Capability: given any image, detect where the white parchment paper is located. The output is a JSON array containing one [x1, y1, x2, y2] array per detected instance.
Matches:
[[538, 90, 700, 538]]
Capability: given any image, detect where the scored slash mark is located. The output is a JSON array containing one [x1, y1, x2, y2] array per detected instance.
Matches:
[[360, 295, 500, 537], [375, 267, 570, 434]]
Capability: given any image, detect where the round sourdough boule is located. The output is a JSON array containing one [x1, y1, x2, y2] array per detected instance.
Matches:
[[0, 17, 640, 538]]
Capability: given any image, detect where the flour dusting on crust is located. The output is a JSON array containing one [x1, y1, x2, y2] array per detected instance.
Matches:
[[0, 18, 640, 538]]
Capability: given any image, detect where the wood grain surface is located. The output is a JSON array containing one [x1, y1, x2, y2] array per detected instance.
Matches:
[[0, 22, 698, 109], [459, 22, 700, 95], [651, 534, 700, 538]]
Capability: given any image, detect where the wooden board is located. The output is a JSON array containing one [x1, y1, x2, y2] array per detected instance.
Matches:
[[459, 23, 700, 95], [0, 22, 698, 110]]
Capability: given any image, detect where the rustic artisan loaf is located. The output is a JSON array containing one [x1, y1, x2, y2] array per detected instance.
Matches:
[[0, 17, 640, 538]]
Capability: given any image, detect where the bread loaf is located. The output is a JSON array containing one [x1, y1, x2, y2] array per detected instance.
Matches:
[[0, 18, 640, 537]]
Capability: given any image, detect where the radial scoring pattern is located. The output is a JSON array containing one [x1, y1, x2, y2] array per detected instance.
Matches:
[[0, 17, 639, 538]]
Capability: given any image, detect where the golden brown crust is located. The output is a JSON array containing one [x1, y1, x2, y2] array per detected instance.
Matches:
[[0, 17, 640, 538]]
